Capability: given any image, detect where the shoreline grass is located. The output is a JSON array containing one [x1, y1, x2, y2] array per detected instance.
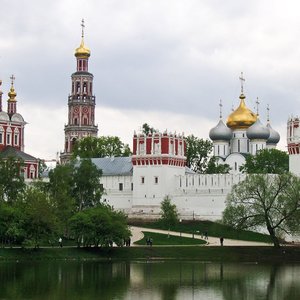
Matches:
[[1, 246, 300, 263]]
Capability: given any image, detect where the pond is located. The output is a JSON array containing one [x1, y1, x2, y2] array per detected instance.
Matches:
[[0, 260, 299, 299]]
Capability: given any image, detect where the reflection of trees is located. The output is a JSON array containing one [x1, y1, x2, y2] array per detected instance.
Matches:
[[1, 261, 300, 299], [0, 261, 130, 300]]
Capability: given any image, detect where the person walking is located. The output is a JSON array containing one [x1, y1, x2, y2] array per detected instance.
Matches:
[[220, 237, 224, 246], [59, 237, 63, 248]]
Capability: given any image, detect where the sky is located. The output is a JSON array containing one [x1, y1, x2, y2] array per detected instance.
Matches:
[[0, 0, 299, 159]]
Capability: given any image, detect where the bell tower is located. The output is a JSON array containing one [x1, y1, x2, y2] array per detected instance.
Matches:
[[60, 20, 98, 163]]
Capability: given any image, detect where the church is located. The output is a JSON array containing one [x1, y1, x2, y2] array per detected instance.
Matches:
[[0, 77, 39, 179], [59, 22, 282, 220]]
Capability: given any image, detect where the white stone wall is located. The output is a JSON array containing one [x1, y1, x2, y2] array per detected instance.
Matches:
[[99, 171, 246, 221]]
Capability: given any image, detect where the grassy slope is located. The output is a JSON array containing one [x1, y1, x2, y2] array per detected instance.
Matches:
[[129, 220, 272, 243], [135, 231, 207, 246]]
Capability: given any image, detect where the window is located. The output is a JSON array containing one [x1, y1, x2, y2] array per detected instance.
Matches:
[[6, 133, 11, 145], [154, 176, 158, 184], [119, 183, 123, 191], [141, 177, 145, 184], [100, 184, 104, 192], [131, 183, 133, 191], [14, 134, 18, 146]]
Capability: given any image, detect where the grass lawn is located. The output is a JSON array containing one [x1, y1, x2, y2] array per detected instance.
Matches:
[[134, 231, 207, 246], [128, 220, 273, 243], [1, 246, 300, 263]]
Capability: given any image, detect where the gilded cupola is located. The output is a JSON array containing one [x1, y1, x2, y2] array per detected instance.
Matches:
[[226, 73, 257, 130], [226, 93, 257, 129], [8, 75, 17, 102], [74, 19, 91, 58]]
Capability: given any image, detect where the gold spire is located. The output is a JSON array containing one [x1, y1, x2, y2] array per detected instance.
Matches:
[[75, 19, 91, 58], [8, 75, 17, 102]]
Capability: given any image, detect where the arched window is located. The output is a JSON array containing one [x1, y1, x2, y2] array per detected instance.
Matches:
[[30, 165, 36, 179], [6, 127, 12, 145], [0, 126, 4, 144], [14, 128, 19, 146]]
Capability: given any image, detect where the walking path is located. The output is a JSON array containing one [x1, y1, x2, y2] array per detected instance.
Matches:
[[130, 226, 271, 246]]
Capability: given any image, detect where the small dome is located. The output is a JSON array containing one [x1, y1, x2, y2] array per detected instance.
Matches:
[[226, 94, 257, 129], [0, 111, 10, 121], [11, 113, 24, 123], [8, 85, 17, 101], [266, 123, 280, 144], [209, 119, 233, 141], [246, 118, 270, 140], [75, 38, 90, 58]]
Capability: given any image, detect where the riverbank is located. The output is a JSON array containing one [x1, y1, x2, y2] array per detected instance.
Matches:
[[1, 246, 300, 263]]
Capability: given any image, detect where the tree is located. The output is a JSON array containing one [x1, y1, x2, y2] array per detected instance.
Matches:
[[21, 187, 58, 248], [185, 135, 214, 173], [48, 164, 76, 234], [160, 196, 179, 229], [72, 158, 103, 211], [0, 157, 25, 203], [72, 136, 131, 159], [240, 149, 289, 174], [206, 156, 231, 174], [142, 123, 156, 135], [223, 173, 300, 248], [69, 205, 131, 247]]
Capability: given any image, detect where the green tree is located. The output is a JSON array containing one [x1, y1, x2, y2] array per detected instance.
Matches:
[[69, 205, 130, 247], [206, 156, 231, 174], [223, 173, 300, 248], [0, 203, 25, 246], [48, 163, 76, 234], [72, 158, 103, 211], [160, 196, 179, 229], [186, 135, 213, 173], [22, 187, 58, 248], [240, 149, 289, 174], [142, 123, 156, 135], [0, 157, 25, 203], [72, 136, 131, 159]]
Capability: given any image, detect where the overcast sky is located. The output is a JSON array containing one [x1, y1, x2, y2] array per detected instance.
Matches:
[[0, 0, 299, 159]]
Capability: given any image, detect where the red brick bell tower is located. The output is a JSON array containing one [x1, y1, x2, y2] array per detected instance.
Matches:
[[60, 20, 98, 163]]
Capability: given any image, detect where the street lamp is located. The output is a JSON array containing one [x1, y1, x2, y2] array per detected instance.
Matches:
[[179, 219, 182, 237]]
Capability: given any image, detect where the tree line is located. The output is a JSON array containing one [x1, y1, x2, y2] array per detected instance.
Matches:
[[0, 157, 130, 248]]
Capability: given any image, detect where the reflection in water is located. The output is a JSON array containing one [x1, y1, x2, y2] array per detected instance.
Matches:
[[0, 260, 300, 299]]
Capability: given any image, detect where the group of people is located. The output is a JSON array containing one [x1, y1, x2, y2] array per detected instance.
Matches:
[[146, 237, 153, 246]]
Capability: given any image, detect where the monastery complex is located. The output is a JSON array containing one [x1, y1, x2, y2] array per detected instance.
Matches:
[[2, 22, 300, 221]]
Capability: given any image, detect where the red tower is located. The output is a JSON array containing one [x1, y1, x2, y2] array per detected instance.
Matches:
[[60, 20, 98, 163]]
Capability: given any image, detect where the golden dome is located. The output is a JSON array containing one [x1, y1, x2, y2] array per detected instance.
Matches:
[[75, 38, 90, 58], [226, 94, 257, 129], [8, 85, 17, 102]]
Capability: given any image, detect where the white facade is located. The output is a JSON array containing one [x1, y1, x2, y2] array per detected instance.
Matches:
[[287, 117, 300, 176]]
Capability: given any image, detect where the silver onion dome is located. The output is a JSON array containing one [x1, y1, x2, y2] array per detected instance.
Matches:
[[246, 118, 270, 140], [266, 123, 280, 144], [209, 119, 233, 141]]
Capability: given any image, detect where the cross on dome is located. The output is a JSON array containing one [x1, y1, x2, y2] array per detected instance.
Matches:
[[81, 19, 85, 38], [239, 72, 245, 94], [219, 99, 223, 119], [267, 104, 270, 122], [256, 97, 260, 116], [10, 74, 15, 86]]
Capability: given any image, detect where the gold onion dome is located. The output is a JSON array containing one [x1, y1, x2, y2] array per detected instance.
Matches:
[[226, 94, 257, 129], [75, 38, 90, 58], [8, 85, 17, 101]]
